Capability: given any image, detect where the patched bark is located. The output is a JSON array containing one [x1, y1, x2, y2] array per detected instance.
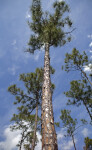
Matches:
[[42, 43, 58, 150]]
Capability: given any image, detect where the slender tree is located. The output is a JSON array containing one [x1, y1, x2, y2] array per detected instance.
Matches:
[[64, 80, 92, 121], [84, 137, 92, 150], [63, 48, 92, 122], [60, 109, 77, 150], [10, 114, 36, 150], [27, 0, 72, 149], [20, 68, 43, 150], [8, 68, 43, 149]]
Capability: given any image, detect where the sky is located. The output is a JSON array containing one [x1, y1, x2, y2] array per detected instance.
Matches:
[[0, 0, 92, 150]]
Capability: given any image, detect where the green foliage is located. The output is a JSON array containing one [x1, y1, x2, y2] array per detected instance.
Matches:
[[11, 116, 37, 149], [19, 68, 43, 100], [8, 68, 43, 148], [54, 122, 60, 128], [84, 137, 92, 149], [81, 119, 88, 125], [65, 79, 92, 108], [27, 0, 72, 53], [60, 109, 78, 137], [63, 49, 92, 122], [64, 48, 88, 72], [8, 84, 37, 116], [30, 0, 43, 34], [63, 48, 92, 86], [50, 66, 55, 74], [8, 67, 55, 116]]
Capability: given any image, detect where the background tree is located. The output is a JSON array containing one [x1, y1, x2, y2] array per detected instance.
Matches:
[[8, 67, 55, 150], [63, 48, 92, 86], [84, 137, 92, 150], [8, 68, 42, 149], [10, 114, 37, 150], [64, 79, 92, 121], [55, 109, 87, 150], [63, 48, 92, 122], [27, 0, 73, 149], [60, 109, 77, 150]]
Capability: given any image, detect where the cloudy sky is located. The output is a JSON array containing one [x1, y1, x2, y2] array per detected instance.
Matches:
[[0, 0, 92, 150]]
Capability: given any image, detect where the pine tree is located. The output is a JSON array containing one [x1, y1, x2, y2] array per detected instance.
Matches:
[[84, 137, 92, 150], [27, 1, 72, 149], [8, 67, 55, 150], [60, 109, 77, 150], [19, 68, 43, 150], [8, 68, 43, 149], [63, 48, 92, 122], [63, 48, 92, 86]]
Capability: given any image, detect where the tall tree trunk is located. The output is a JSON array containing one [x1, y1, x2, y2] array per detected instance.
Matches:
[[31, 100, 38, 150], [71, 134, 76, 150], [41, 43, 58, 150]]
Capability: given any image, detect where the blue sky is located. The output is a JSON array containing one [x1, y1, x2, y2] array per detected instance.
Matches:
[[0, 0, 92, 149]]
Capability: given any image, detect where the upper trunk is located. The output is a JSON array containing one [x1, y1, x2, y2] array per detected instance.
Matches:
[[41, 43, 58, 150]]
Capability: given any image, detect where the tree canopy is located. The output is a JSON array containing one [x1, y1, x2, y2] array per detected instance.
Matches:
[[27, 0, 72, 53], [63, 48, 92, 122]]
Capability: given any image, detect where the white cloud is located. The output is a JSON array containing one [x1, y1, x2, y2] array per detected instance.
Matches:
[[81, 128, 90, 137], [8, 65, 20, 75], [34, 52, 40, 61], [57, 128, 77, 150], [0, 125, 76, 150], [0, 125, 41, 150], [34, 50, 44, 61], [11, 40, 16, 46], [59, 137, 77, 150], [46, 0, 63, 10], [89, 42, 92, 47], [84, 64, 92, 72], [58, 0, 63, 2], [26, 11, 31, 18], [57, 131, 64, 140], [35, 132, 41, 150], [63, 140, 74, 150], [84, 66, 91, 72], [32, 44, 44, 61], [88, 34, 92, 39], [0, 127, 21, 150], [41, 44, 45, 51], [89, 50, 92, 53]]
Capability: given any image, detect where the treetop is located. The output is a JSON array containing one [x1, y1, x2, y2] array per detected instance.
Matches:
[[27, 0, 73, 53]]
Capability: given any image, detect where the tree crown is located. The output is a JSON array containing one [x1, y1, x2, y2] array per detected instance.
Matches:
[[60, 109, 78, 137], [27, 0, 72, 53]]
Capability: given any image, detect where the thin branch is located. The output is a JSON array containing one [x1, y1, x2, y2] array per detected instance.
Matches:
[[78, 65, 92, 86], [64, 28, 76, 35]]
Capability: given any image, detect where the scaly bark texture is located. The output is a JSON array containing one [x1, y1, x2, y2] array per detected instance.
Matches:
[[42, 43, 58, 150]]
